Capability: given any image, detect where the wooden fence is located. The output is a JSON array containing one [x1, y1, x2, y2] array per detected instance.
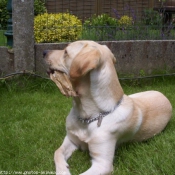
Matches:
[[45, 0, 162, 20]]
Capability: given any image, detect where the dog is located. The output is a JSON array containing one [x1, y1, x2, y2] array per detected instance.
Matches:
[[44, 40, 172, 175]]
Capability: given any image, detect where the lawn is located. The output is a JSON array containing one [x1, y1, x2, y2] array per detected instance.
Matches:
[[0, 75, 175, 175]]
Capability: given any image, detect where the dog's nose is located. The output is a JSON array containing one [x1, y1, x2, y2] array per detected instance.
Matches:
[[43, 50, 49, 58]]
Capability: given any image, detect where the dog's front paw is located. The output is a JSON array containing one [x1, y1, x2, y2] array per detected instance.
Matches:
[[56, 163, 71, 175], [56, 168, 71, 175], [56, 171, 70, 175]]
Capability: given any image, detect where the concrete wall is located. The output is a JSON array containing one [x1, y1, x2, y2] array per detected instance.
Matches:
[[0, 47, 14, 75], [1, 40, 175, 77], [35, 40, 175, 77]]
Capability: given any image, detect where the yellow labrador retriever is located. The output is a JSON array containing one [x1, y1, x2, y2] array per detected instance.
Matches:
[[44, 40, 172, 175]]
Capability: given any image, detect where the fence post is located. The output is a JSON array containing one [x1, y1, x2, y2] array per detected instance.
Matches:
[[13, 0, 35, 72]]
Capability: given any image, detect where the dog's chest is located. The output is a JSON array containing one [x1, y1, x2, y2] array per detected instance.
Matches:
[[67, 121, 92, 144], [71, 127, 90, 142]]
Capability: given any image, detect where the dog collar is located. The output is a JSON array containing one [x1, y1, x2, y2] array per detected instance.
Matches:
[[78, 96, 123, 127]]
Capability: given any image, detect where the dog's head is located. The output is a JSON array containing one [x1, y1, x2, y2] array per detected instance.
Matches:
[[44, 41, 123, 103], [44, 40, 116, 79]]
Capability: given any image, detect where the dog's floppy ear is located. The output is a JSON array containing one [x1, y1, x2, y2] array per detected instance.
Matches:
[[70, 46, 101, 79]]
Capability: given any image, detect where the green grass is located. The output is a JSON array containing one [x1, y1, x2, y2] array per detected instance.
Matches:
[[0, 75, 175, 175], [0, 30, 7, 46]]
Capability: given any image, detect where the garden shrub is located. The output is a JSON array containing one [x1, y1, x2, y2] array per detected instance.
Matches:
[[0, 0, 9, 29], [84, 14, 118, 27], [34, 0, 47, 16], [34, 13, 82, 43], [83, 14, 118, 40], [83, 14, 134, 40], [118, 15, 133, 29], [142, 8, 162, 28]]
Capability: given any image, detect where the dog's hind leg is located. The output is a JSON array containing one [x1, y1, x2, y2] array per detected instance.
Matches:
[[54, 136, 78, 175]]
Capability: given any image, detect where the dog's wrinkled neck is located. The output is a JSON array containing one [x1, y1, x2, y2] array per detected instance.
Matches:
[[78, 95, 123, 127], [70, 70, 124, 120]]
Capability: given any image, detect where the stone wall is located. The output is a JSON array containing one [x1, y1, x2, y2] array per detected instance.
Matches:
[[35, 40, 175, 77], [0, 47, 14, 75], [1, 40, 175, 77]]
